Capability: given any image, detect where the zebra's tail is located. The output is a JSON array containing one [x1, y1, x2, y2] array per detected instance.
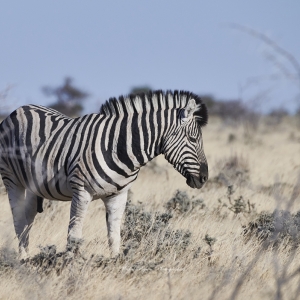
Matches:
[[37, 196, 44, 213]]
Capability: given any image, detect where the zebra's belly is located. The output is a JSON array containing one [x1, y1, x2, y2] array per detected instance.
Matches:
[[30, 182, 73, 201], [25, 164, 73, 201]]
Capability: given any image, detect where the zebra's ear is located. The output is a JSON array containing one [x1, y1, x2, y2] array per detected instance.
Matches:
[[180, 98, 208, 126], [180, 99, 198, 122]]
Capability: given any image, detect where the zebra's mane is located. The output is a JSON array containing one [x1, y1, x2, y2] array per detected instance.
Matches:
[[100, 90, 208, 127]]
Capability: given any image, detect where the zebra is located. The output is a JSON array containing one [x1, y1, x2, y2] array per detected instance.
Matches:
[[0, 90, 208, 258]]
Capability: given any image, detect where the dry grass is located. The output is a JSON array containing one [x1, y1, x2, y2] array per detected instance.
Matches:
[[0, 116, 300, 300]]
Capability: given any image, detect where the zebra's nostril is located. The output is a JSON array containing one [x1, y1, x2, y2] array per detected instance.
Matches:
[[201, 176, 207, 183], [200, 164, 208, 183]]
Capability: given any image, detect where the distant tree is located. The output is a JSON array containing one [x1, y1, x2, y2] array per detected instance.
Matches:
[[129, 85, 152, 95], [202, 96, 252, 121], [198, 95, 218, 111], [42, 77, 88, 117], [267, 107, 290, 125], [199, 94, 260, 131]]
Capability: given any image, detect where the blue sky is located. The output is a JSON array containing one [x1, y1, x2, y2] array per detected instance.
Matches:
[[1, 1, 300, 114]]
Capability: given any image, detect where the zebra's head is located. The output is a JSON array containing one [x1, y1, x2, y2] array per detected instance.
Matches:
[[162, 95, 208, 189]]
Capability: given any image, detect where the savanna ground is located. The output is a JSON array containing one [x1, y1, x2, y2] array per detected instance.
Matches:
[[0, 116, 300, 300]]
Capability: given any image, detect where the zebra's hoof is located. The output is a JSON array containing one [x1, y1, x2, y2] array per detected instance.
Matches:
[[66, 237, 83, 253], [18, 247, 29, 261]]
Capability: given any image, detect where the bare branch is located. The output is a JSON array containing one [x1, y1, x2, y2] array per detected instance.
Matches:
[[263, 52, 299, 83], [228, 23, 300, 82]]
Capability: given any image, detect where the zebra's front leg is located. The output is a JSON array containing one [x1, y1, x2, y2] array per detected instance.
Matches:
[[103, 192, 127, 257], [67, 188, 92, 253]]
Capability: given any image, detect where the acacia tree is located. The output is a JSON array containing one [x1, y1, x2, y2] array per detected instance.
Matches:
[[42, 77, 89, 117]]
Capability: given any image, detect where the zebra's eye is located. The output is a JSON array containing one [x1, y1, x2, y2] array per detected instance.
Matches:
[[189, 136, 197, 143]]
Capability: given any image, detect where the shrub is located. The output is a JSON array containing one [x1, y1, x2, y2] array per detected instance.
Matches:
[[216, 185, 255, 217], [121, 200, 191, 258], [165, 190, 205, 214], [244, 210, 300, 247], [0, 247, 17, 273]]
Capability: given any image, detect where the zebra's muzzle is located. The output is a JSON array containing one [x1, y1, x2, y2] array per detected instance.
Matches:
[[186, 164, 208, 189], [186, 174, 204, 189]]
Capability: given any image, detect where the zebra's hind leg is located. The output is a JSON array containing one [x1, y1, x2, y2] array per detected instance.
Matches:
[[6, 185, 29, 259], [67, 188, 92, 254], [23, 190, 39, 250], [103, 192, 128, 257]]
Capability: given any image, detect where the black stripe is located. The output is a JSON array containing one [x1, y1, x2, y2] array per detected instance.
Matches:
[[131, 107, 144, 165], [117, 101, 134, 171], [64, 118, 82, 175], [140, 95, 151, 160], [154, 110, 162, 155], [148, 103, 155, 156], [82, 115, 104, 190], [101, 115, 130, 178], [36, 110, 47, 146], [10, 108, 28, 186], [93, 120, 122, 190], [42, 117, 72, 198]]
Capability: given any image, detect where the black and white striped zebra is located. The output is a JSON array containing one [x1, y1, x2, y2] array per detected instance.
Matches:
[[0, 90, 208, 257]]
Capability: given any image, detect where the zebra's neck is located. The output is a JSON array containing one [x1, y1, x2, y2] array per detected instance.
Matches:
[[131, 108, 178, 165], [104, 106, 178, 172], [100, 91, 185, 172]]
